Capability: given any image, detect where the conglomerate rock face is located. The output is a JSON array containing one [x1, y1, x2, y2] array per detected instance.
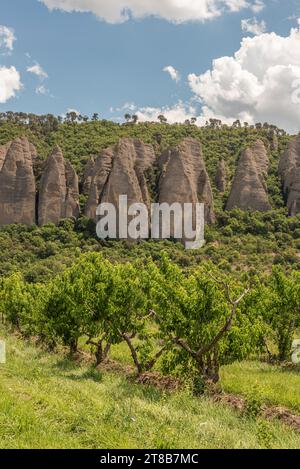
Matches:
[[85, 137, 215, 242], [85, 138, 156, 227], [38, 145, 80, 226], [6, 132, 299, 237], [279, 135, 300, 216], [158, 137, 215, 226], [226, 140, 271, 212], [0, 137, 36, 226]]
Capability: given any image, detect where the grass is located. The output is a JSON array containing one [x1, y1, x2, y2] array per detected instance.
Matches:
[[221, 361, 300, 414], [0, 331, 300, 449]]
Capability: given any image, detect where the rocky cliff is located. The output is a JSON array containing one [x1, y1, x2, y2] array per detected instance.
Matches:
[[226, 140, 271, 212], [38, 146, 80, 226], [158, 138, 215, 225], [0, 137, 36, 226], [278, 135, 300, 216], [85, 138, 156, 229], [0, 133, 299, 233]]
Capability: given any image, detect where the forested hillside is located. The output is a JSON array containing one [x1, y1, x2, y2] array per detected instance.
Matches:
[[0, 113, 299, 280], [0, 113, 290, 208]]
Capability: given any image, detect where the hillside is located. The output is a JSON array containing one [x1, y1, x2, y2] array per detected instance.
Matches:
[[0, 115, 291, 211], [1, 329, 300, 449], [0, 115, 299, 280]]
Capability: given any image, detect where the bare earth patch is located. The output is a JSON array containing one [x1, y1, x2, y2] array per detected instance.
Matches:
[[214, 394, 300, 433]]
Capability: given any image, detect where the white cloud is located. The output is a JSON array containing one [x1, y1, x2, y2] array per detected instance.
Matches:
[[134, 101, 197, 124], [0, 26, 16, 54], [36, 84, 50, 95], [188, 24, 300, 133], [39, 0, 264, 24], [61, 108, 81, 120], [67, 108, 81, 116], [27, 62, 51, 96], [118, 102, 137, 112], [0, 66, 22, 103], [163, 65, 180, 82], [27, 63, 48, 80], [110, 102, 137, 113], [252, 0, 264, 13], [241, 17, 266, 35]]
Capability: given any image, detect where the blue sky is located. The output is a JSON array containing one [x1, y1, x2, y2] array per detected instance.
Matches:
[[0, 0, 300, 132]]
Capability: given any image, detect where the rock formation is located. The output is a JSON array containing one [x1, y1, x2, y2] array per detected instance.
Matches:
[[158, 137, 215, 226], [215, 159, 227, 193], [0, 142, 11, 171], [278, 135, 300, 216], [85, 138, 156, 232], [38, 146, 80, 226], [0, 137, 36, 226], [1, 133, 290, 235], [226, 140, 271, 212]]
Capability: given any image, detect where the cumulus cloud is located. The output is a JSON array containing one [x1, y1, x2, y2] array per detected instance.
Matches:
[[27, 63, 48, 79], [0, 26, 16, 54], [241, 17, 266, 35], [66, 108, 80, 116], [0, 66, 22, 103], [188, 24, 300, 133], [61, 108, 81, 121], [133, 101, 197, 124], [163, 65, 180, 82], [39, 0, 263, 24], [114, 102, 137, 112]]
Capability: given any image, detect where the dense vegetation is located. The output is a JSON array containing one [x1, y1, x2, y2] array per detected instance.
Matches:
[[1, 207, 299, 283], [0, 112, 299, 281], [1, 252, 299, 388]]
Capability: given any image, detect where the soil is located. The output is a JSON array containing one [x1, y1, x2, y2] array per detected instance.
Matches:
[[214, 393, 300, 433]]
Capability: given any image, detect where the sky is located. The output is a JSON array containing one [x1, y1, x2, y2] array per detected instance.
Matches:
[[0, 0, 300, 132]]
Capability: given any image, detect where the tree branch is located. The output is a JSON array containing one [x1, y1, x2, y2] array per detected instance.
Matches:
[[122, 332, 142, 374], [208, 273, 234, 305], [144, 341, 172, 372], [174, 338, 198, 359], [196, 288, 250, 358]]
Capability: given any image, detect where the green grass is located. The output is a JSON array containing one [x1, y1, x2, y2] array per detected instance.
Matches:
[[222, 361, 300, 414], [0, 331, 300, 449]]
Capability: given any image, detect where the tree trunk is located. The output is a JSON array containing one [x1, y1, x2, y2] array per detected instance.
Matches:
[[69, 339, 78, 355], [197, 353, 220, 385], [122, 333, 143, 375], [95, 341, 111, 366], [278, 325, 294, 361]]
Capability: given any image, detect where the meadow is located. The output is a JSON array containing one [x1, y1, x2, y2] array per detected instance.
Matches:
[[1, 329, 300, 450]]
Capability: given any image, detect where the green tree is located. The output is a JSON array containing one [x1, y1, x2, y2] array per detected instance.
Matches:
[[38, 253, 113, 357], [0, 272, 39, 335], [106, 261, 170, 375], [149, 256, 262, 385], [263, 268, 300, 361]]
